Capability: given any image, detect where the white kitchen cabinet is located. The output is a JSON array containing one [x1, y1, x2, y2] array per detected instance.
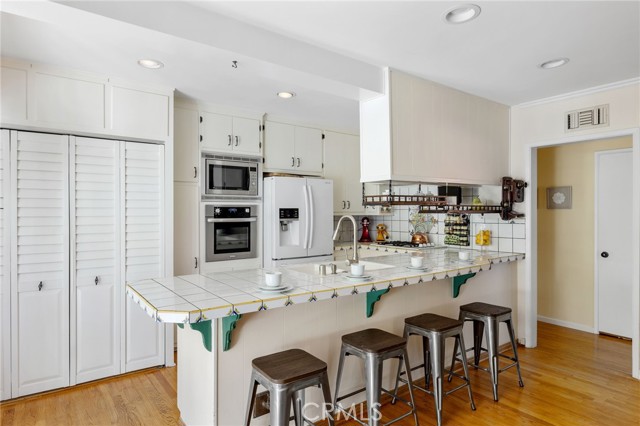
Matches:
[[200, 112, 261, 156], [70, 137, 121, 385], [109, 85, 171, 142], [0, 131, 10, 400], [174, 182, 199, 275], [360, 69, 509, 185], [323, 131, 365, 214], [264, 121, 323, 175], [1, 61, 28, 124], [122, 142, 165, 372], [10, 131, 70, 397], [174, 107, 200, 183]]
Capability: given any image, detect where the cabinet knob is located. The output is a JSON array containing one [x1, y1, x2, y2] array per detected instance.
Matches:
[[297, 157, 301, 167], [347, 201, 351, 209], [228, 135, 232, 146], [235, 136, 239, 146], [194, 167, 198, 179], [38, 281, 43, 291], [601, 251, 609, 258], [342, 201, 346, 209], [195, 257, 198, 269], [291, 157, 295, 167], [95, 276, 99, 285]]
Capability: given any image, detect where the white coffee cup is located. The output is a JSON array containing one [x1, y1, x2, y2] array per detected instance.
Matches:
[[265, 271, 282, 287], [410, 256, 424, 268], [350, 263, 365, 276], [458, 251, 470, 261]]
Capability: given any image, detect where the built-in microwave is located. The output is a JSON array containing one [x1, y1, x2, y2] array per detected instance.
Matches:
[[202, 154, 260, 197]]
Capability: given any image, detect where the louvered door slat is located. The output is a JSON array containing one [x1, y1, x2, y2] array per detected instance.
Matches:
[[12, 131, 69, 397], [1, 130, 10, 400], [123, 142, 164, 372], [72, 137, 121, 384]]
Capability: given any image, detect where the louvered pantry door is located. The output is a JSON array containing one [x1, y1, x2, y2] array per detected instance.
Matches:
[[122, 142, 165, 372], [11, 131, 70, 397], [71, 137, 121, 384], [0, 131, 11, 400]]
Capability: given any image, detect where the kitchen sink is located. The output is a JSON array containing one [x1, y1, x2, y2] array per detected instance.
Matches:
[[356, 261, 395, 271], [286, 260, 394, 276]]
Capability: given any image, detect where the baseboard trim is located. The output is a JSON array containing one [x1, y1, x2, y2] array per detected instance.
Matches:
[[538, 315, 595, 333]]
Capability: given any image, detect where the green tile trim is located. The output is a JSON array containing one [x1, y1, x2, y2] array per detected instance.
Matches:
[[452, 273, 476, 298], [221, 314, 243, 352], [366, 288, 390, 318]]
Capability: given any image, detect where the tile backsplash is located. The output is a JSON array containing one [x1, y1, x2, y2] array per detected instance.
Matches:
[[333, 183, 526, 253]]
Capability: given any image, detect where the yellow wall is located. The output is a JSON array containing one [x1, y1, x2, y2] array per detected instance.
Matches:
[[537, 136, 632, 328]]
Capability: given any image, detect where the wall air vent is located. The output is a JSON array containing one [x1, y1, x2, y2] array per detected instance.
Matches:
[[566, 104, 609, 131]]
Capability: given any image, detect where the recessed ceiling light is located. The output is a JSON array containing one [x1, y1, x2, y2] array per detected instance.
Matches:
[[444, 4, 481, 24], [277, 92, 295, 99], [539, 58, 570, 69], [137, 59, 164, 69]]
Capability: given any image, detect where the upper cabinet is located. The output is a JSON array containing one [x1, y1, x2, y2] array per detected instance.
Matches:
[[0, 58, 173, 143], [264, 121, 323, 175], [360, 69, 509, 186], [324, 131, 365, 214], [200, 112, 261, 156], [174, 107, 200, 183]]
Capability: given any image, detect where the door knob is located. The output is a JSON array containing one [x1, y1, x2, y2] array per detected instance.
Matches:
[[601, 251, 609, 258]]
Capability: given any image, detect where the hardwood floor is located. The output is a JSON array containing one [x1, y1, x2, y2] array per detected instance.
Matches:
[[1, 322, 639, 426]]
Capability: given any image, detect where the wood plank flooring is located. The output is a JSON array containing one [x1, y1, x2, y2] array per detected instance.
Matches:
[[1, 322, 639, 426]]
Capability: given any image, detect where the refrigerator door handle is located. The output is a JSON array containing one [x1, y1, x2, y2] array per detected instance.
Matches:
[[308, 184, 315, 249], [303, 184, 310, 249]]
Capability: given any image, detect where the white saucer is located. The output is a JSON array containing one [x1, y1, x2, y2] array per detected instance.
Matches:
[[258, 285, 291, 293], [406, 266, 429, 271], [346, 275, 373, 281]]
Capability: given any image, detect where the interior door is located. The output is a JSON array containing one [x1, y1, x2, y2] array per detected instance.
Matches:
[[596, 149, 633, 338]]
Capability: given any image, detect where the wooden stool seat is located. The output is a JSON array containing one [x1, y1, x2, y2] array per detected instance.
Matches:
[[252, 349, 327, 385], [341, 328, 406, 354], [405, 313, 463, 333], [459, 302, 511, 317]]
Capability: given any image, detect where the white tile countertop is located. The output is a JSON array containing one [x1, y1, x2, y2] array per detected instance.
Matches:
[[126, 248, 524, 324]]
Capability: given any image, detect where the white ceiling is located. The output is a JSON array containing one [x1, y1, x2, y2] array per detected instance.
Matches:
[[2, 1, 639, 134]]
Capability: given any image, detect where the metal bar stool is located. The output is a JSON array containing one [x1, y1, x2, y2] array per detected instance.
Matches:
[[245, 348, 334, 426], [449, 302, 524, 401], [393, 313, 476, 426], [333, 328, 419, 426]]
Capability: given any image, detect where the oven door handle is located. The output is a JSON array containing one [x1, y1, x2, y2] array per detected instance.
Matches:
[[206, 217, 257, 223]]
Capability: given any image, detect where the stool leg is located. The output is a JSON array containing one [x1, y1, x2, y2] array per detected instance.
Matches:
[[319, 372, 335, 426], [456, 333, 476, 411], [472, 319, 485, 368], [402, 349, 420, 426], [505, 318, 525, 387], [485, 317, 500, 401], [244, 374, 258, 426], [270, 386, 290, 426], [447, 334, 458, 383], [333, 345, 348, 409], [429, 335, 445, 426], [292, 389, 305, 426], [423, 335, 431, 390], [392, 329, 410, 404], [364, 354, 383, 426]]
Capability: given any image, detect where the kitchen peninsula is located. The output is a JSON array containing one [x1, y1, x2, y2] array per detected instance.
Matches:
[[127, 248, 523, 425]]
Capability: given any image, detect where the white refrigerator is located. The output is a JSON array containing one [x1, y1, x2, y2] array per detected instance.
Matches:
[[263, 176, 334, 268]]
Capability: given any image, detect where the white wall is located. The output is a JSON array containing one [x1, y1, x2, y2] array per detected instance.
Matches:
[[510, 80, 640, 377]]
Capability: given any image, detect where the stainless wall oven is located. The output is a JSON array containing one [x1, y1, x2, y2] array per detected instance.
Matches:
[[205, 204, 258, 262], [202, 154, 260, 197]]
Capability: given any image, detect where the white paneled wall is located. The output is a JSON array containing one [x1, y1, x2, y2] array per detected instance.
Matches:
[[11, 131, 70, 396], [123, 142, 165, 372], [71, 137, 121, 384]]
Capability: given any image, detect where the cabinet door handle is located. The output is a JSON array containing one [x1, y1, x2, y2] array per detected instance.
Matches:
[[291, 157, 295, 167], [342, 201, 346, 209], [194, 167, 198, 179], [297, 157, 301, 167], [95, 276, 99, 285], [228, 135, 232, 146], [347, 201, 351, 209], [235, 136, 239, 146], [195, 257, 198, 269], [38, 281, 43, 291]]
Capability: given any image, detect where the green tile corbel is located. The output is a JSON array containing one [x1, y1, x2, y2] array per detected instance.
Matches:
[[452, 273, 476, 298], [366, 288, 390, 318], [177, 321, 213, 352], [221, 313, 243, 352]]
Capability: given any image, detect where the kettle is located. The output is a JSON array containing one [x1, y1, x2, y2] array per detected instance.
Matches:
[[411, 232, 428, 245]]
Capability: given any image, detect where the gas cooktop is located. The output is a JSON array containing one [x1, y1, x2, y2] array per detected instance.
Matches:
[[372, 241, 432, 248]]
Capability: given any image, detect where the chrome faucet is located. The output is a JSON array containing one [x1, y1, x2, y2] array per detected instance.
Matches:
[[333, 215, 359, 265]]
